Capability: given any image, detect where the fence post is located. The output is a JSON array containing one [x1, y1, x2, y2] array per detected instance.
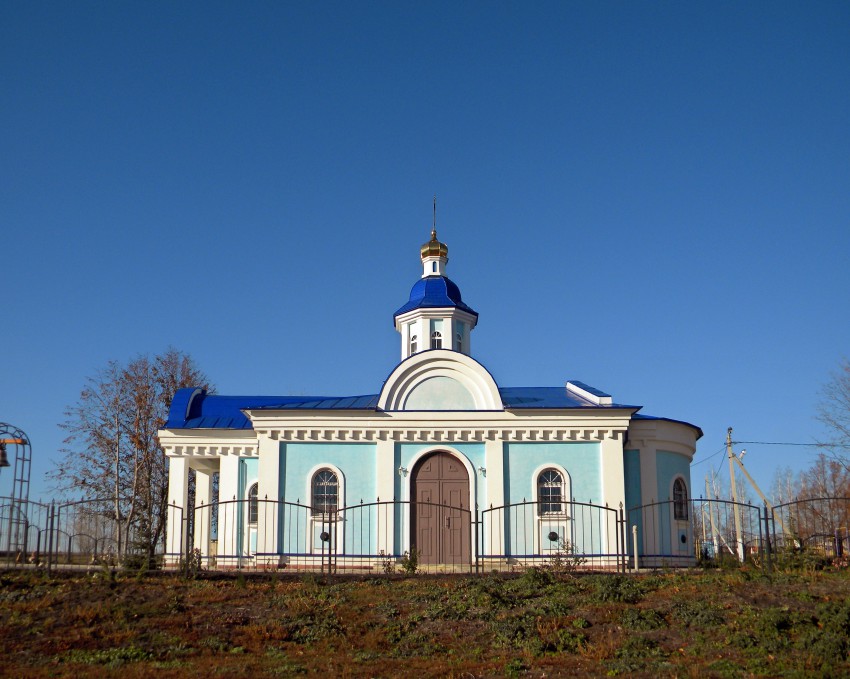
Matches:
[[762, 502, 773, 574], [474, 504, 480, 575], [182, 516, 190, 578], [46, 502, 55, 574], [632, 525, 639, 572], [619, 504, 626, 573]]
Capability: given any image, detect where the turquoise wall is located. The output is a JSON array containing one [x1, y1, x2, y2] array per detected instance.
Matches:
[[654, 450, 692, 555], [241, 458, 258, 489], [501, 442, 603, 557], [504, 442, 600, 503], [233, 458, 258, 555], [276, 443, 376, 557], [624, 450, 642, 556], [656, 451, 690, 502], [280, 442, 377, 504]]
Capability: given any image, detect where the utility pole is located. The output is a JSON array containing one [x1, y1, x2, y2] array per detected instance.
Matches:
[[729, 448, 791, 537], [727, 427, 746, 562]]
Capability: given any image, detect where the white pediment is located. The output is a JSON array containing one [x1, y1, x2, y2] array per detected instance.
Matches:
[[378, 350, 502, 411]]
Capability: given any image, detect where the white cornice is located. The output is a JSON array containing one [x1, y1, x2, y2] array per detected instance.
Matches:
[[159, 429, 259, 458], [394, 307, 478, 332], [253, 425, 628, 444]]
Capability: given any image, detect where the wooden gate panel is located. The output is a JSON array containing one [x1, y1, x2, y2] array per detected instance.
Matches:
[[412, 452, 471, 565]]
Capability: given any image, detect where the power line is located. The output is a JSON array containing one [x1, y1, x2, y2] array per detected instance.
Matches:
[[732, 440, 850, 448], [691, 444, 727, 467]]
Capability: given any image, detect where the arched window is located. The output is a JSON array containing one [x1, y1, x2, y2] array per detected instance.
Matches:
[[673, 478, 688, 520], [537, 469, 564, 515], [455, 332, 462, 352], [312, 469, 339, 517], [248, 483, 258, 524], [431, 331, 442, 349], [410, 334, 418, 354]]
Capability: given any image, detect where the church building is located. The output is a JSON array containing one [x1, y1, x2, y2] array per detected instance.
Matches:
[[160, 227, 701, 570]]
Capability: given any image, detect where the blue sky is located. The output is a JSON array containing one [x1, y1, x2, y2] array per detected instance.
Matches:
[[2, 2, 848, 501]]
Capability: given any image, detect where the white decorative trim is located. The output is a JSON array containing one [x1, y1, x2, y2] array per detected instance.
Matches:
[[164, 425, 629, 457], [403, 446, 477, 511], [379, 351, 503, 411], [305, 462, 346, 515], [305, 462, 347, 554], [530, 462, 573, 511], [566, 381, 613, 406], [530, 462, 573, 554]]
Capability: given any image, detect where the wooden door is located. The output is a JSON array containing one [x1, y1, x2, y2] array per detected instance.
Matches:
[[411, 452, 471, 565]]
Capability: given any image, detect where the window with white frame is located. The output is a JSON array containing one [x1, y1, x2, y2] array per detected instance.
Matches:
[[431, 331, 442, 349], [410, 334, 418, 354], [248, 483, 258, 524], [537, 469, 565, 515], [312, 469, 339, 517], [673, 478, 688, 520]]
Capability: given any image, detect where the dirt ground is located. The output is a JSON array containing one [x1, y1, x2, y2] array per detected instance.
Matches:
[[1, 565, 849, 677]]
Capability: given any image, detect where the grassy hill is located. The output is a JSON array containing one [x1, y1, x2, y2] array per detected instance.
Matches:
[[1, 564, 849, 677]]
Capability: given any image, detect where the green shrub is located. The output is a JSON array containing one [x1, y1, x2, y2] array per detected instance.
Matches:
[[620, 607, 666, 631], [63, 646, 151, 667], [399, 548, 419, 575], [671, 600, 724, 627], [593, 575, 644, 603]]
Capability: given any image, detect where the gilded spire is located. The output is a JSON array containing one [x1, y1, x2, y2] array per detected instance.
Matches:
[[421, 195, 448, 261], [431, 194, 437, 240]]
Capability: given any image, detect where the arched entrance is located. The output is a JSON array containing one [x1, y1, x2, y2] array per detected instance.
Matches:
[[411, 451, 471, 565]]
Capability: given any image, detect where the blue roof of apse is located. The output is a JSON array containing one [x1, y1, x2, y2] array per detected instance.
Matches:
[[632, 413, 704, 439], [393, 275, 478, 319]]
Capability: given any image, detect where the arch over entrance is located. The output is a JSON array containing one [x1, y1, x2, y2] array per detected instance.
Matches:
[[411, 451, 471, 565]]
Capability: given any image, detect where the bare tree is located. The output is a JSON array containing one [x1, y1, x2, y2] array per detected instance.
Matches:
[[52, 348, 213, 558], [818, 358, 850, 457]]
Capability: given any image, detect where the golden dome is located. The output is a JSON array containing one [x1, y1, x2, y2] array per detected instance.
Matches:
[[420, 229, 448, 260]]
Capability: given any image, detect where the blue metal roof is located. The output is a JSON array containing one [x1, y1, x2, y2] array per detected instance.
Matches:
[[164, 389, 336, 430], [253, 394, 381, 410], [631, 413, 704, 439], [164, 384, 644, 430], [393, 275, 478, 320], [499, 387, 634, 409]]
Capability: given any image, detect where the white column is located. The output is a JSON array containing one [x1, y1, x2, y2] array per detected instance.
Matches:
[[165, 456, 189, 563], [218, 454, 242, 564], [484, 439, 505, 509], [256, 435, 280, 566], [418, 318, 430, 351], [400, 322, 410, 361], [375, 438, 396, 557], [483, 439, 505, 558], [599, 433, 627, 560], [193, 467, 213, 553]]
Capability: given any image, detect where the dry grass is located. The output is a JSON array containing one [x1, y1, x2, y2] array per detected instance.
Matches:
[[1, 566, 849, 677]]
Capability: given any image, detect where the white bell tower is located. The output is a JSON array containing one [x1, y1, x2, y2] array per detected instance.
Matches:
[[393, 219, 479, 362]]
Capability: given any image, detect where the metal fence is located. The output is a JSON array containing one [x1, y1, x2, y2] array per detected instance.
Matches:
[[3, 494, 850, 573], [0, 497, 162, 570]]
